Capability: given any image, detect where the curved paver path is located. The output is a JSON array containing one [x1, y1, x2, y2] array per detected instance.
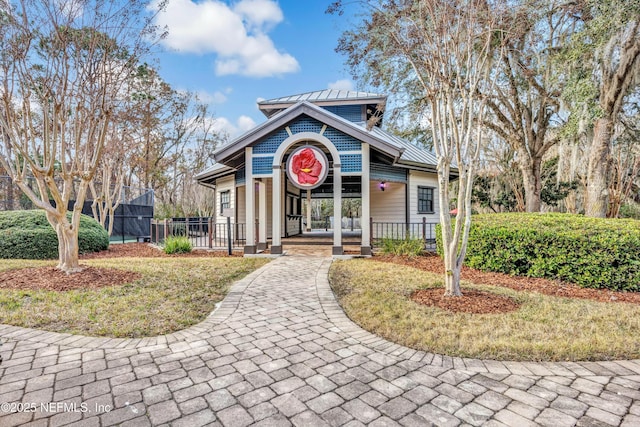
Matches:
[[1, 254, 640, 427]]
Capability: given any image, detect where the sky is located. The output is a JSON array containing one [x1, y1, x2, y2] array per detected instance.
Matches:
[[150, 0, 364, 139]]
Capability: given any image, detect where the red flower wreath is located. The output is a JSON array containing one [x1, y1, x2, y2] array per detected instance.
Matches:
[[291, 148, 323, 185]]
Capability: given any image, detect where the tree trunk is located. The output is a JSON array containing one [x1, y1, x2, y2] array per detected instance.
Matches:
[[444, 257, 462, 296], [585, 117, 612, 218], [519, 154, 542, 212], [51, 215, 82, 273]]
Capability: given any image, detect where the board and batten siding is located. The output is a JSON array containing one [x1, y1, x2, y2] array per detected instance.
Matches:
[[236, 179, 275, 238], [215, 176, 235, 224], [369, 181, 406, 223], [408, 170, 439, 223]]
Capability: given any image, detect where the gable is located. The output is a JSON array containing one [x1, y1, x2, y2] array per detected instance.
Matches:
[[213, 102, 403, 167], [250, 115, 365, 176]]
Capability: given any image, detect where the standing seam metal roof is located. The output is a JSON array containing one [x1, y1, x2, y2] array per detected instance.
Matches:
[[258, 89, 386, 105]]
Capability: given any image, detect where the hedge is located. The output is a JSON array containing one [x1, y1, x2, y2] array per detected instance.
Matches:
[[0, 210, 109, 259], [437, 213, 640, 291]]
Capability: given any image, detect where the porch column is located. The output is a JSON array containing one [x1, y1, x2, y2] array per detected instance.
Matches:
[[271, 166, 282, 254], [244, 147, 256, 254], [306, 190, 312, 232], [257, 180, 267, 250], [361, 143, 371, 255], [333, 164, 343, 255]]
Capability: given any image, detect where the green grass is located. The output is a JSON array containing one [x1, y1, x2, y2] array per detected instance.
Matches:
[[0, 257, 269, 337], [329, 259, 640, 361]]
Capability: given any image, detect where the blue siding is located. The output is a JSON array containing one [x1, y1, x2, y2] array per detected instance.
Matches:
[[323, 127, 362, 152], [340, 154, 362, 173], [322, 105, 363, 122], [252, 157, 273, 175], [289, 116, 323, 134], [253, 129, 288, 154], [371, 163, 407, 183]]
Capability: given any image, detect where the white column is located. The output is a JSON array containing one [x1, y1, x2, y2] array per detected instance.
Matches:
[[361, 143, 371, 255], [258, 180, 267, 250], [272, 166, 282, 253], [244, 147, 256, 254], [306, 190, 312, 232], [333, 164, 342, 255]]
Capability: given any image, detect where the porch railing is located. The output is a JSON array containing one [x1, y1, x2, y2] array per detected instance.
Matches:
[[150, 217, 439, 251], [151, 217, 247, 249], [371, 218, 438, 251]]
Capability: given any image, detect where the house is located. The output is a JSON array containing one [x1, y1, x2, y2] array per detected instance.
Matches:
[[195, 89, 442, 255]]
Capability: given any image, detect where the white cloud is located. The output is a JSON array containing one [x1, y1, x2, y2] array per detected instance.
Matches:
[[234, 0, 283, 30], [197, 90, 229, 105], [328, 79, 355, 91], [152, 0, 299, 78], [212, 115, 257, 139]]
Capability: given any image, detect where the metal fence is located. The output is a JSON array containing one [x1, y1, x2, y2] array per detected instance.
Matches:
[[371, 219, 438, 251], [0, 176, 153, 242], [151, 217, 247, 249]]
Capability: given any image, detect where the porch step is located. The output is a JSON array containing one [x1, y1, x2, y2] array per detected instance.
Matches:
[[282, 240, 362, 246]]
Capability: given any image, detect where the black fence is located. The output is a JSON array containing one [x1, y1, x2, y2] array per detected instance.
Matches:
[[151, 217, 247, 249], [371, 219, 438, 251], [0, 176, 153, 242]]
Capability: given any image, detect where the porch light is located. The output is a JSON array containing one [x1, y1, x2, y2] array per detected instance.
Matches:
[[378, 181, 387, 191]]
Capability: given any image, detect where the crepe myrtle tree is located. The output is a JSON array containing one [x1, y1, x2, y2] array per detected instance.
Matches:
[[332, 0, 507, 295], [0, 0, 161, 272]]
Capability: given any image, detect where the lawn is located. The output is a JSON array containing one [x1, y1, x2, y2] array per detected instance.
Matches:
[[330, 259, 640, 361], [0, 256, 269, 337]]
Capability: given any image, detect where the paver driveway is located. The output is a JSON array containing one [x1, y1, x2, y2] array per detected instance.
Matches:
[[1, 254, 640, 426]]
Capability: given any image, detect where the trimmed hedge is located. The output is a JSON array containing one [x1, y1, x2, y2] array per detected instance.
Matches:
[[437, 213, 640, 291], [0, 210, 109, 259]]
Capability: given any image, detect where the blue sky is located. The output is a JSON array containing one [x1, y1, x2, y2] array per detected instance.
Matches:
[[152, 0, 363, 139]]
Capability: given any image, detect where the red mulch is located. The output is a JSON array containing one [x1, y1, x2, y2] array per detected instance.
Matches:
[[411, 288, 520, 314], [375, 254, 640, 313], [0, 266, 141, 291], [0, 243, 241, 292]]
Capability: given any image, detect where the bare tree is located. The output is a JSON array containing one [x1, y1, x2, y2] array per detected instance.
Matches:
[[333, 0, 506, 295], [0, 0, 158, 272]]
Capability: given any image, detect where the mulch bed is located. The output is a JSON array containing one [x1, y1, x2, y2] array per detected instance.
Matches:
[[0, 243, 240, 292], [375, 254, 640, 311], [0, 266, 141, 291], [411, 288, 520, 314]]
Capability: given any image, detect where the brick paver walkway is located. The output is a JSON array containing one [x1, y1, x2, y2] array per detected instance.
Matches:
[[1, 254, 640, 426]]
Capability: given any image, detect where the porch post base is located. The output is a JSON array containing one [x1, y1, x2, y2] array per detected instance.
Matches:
[[257, 242, 268, 251], [360, 246, 372, 256], [332, 246, 343, 255], [271, 245, 283, 254], [244, 245, 257, 255]]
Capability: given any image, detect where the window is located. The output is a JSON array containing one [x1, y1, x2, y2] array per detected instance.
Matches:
[[417, 186, 434, 213], [220, 190, 230, 214]]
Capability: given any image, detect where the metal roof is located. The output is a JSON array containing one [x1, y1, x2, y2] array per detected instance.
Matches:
[[366, 126, 439, 168], [194, 162, 235, 183], [258, 89, 385, 105]]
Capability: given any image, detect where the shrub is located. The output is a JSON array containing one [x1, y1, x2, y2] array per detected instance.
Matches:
[[437, 213, 640, 291], [381, 237, 424, 257], [164, 235, 192, 254], [0, 210, 109, 259]]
